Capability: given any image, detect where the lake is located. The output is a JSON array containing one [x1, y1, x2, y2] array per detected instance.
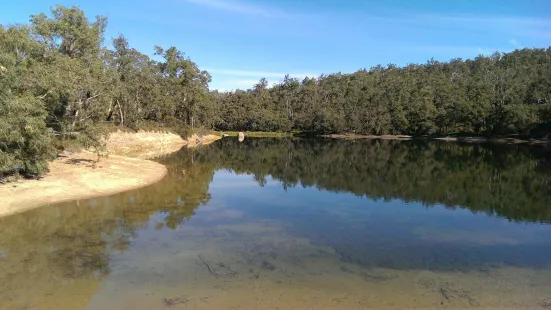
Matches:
[[1, 138, 551, 309]]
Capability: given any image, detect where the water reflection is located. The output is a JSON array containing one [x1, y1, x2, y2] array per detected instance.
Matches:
[[196, 138, 551, 223], [0, 139, 550, 309], [0, 151, 213, 309]]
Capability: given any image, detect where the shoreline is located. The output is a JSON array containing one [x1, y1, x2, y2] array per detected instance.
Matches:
[[321, 133, 550, 145], [0, 132, 222, 218], [221, 131, 549, 145], [0, 152, 168, 218]]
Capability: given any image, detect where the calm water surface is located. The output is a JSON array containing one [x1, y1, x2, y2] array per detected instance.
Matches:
[[1, 138, 551, 309]]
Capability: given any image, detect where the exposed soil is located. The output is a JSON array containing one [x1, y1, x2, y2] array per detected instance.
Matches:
[[107, 131, 221, 158]]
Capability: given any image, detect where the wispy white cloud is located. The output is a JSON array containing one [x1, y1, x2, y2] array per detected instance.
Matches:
[[404, 45, 502, 56], [476, 47, 497, 56], [182, 0, 291, 18], [208, 69, 320, 91], [369, 13, 551, 43], [424, 14, 551, 26], [212, 79, 278, 91], [365, 12, 550, 51], [207, 68, 318, 79], [232, 79, 275, 86], [372, 13, 551, 27], [508, 39, 521, 48], [514, 29, 551, 40]]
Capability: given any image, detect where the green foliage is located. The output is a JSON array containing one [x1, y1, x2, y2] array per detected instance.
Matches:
[[30, 5, 107, 58], [215, 49, 551, 137], [0, 92, 54, 177], [0, 25, 54, 177], [0, 5, 213, 177]]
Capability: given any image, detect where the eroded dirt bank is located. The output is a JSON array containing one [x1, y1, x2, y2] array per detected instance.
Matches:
[[0, 131, 221, 217], [107, 131, 221, 158]]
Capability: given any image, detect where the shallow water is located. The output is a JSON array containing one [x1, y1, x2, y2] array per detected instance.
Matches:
[[1, 138, 551, 309]]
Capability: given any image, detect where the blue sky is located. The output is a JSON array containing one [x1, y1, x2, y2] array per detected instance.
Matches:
[[2, 0, 550, 90]]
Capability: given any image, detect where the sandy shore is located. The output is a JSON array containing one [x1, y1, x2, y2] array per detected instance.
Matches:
[[0, 132, 222, 217], [0, 151, 167, 217]]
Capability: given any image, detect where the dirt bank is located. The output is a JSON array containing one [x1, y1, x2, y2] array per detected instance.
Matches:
[[107, 131, 221, 159], [0, 132, 222, 217]]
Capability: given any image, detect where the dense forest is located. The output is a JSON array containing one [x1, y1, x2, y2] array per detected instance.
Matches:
[[1, 5, 550, 177], [215, 50, 551, 135], [195, 138, 551, 223]]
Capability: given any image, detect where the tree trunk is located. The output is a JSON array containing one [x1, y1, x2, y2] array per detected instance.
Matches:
[[117, 99, 124, 126]]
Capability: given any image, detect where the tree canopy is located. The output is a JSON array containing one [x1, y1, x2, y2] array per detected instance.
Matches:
[[0, 5, 216, 177], [214, 51, 551, 136]]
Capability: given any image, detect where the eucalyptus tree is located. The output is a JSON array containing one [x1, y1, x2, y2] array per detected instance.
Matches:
[[154, 46, 212, 128], [107, 34, 160, 128], [29, 5, 112, 150], [0, 25, 54, 176]]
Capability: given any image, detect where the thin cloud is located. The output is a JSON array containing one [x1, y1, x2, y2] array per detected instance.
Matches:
[[372, 13, 551, 27], [182, 0, 291, 18], [211, 72, 320, 90], [425, 14, 551, 26], [509, 39, 521, 48], [232, 79, 273, 85], [369, 12, 551, 41], [515, 30, 551, 40], [212, 78, 294, 91], [476, 47, 497, 56], [207, 68, 318, 79]]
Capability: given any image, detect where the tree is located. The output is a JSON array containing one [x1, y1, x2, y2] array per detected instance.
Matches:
[[0, 25, 53, 177], [154, 46, 211, 128], [30, 5, 112, 152]]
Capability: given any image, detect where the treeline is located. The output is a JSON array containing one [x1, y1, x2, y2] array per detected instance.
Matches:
[[213, 49, 551, 136], [195, 138, 551, 223], [0, 5, 216, 176]]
